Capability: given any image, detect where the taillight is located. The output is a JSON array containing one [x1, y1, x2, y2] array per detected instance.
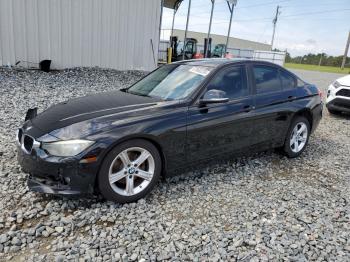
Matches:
[[317, 88, 323, 99]]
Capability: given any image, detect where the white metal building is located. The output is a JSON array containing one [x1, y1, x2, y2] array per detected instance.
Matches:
[[0, 0, 164, 71]]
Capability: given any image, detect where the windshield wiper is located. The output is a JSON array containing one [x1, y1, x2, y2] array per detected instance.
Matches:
[[127, 90, 150, 97], [119, 88, 128, 93]]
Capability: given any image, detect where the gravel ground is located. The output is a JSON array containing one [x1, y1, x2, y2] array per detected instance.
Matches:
[[0, 67, 349, 261]]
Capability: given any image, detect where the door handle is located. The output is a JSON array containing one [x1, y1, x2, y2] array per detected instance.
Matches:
[[243, 105, 255, 112], [288, 96, 296, 101]]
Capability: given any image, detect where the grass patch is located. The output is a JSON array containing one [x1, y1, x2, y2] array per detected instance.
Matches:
[[285, 63, 349, 74]]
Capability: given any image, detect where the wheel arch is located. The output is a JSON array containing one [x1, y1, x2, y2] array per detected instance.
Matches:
[[293, 109, 313, 131], [282, 108, 313, 146], [94, 134, 168, 190]]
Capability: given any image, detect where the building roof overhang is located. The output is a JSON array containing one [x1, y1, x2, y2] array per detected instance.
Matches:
[[163, 0, 183, 10]]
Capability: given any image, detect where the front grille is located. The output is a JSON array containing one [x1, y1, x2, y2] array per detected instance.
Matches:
[[336, 89, 350, 97], [17, 128, 39, 154], [23, 135, 34, 152]]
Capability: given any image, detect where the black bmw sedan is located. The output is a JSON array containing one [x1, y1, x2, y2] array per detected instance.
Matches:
[[17, 59, 323, 203]]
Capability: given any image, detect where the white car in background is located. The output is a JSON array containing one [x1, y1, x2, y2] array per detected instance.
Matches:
[[326, 74, 350, 115]]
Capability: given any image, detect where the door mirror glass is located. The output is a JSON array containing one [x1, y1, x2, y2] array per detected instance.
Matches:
[[199, 89, 229, 105]]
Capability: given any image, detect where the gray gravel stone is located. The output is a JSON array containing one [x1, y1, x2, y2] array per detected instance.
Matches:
[[0, 234, 7, 244], [54, 227, 64, 234], [11, 237, 21, 246]]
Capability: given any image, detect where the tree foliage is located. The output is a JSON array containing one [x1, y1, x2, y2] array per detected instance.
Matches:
[[285, 52, 349, 68]]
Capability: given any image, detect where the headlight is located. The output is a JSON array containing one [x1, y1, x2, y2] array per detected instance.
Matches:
[[333, 81, 341, 88], [41, 140, 94, 157]]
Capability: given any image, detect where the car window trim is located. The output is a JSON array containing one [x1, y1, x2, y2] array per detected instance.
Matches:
[[279, 68, 297, 90], [192, 64, 251, 106], [191, 95, 254, 110], [251, 63, 283, 95]]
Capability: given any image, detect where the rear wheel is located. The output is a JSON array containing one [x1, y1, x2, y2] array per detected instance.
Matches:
[[98, 139, 161, 203], [283, 116, 310, 158]]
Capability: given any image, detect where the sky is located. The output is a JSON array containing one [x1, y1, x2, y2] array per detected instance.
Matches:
[[161, 0, 350, 57]]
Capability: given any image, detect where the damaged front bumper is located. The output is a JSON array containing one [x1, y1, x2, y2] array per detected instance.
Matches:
[[17, 143, 97, 195]]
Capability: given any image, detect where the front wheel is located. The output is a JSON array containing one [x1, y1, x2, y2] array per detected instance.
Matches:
[[283, 116, 310, 158], [98, 139, 162, 203]]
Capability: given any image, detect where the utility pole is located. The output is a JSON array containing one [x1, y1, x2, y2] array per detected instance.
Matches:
[[158, 0, 164, 63], [271, 5, 281, 51], [224, 0, 237, 56], [341, 31, 350, 69], [170, 8, 176, 38], [205, 0, 215, 58], [182, 0, 192, 60], [318, 53, 323, 67]]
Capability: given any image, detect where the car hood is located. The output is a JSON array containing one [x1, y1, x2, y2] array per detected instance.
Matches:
[[337, 74, 350, 86], [29, 90, 166, 138]]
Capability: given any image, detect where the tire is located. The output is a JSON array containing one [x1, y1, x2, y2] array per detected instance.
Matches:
[[328, 108, 342, 115], [98, 139, 162, 203], [283, 116, 311, 158]]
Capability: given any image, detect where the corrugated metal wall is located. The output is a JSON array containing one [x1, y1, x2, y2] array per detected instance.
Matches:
[[0, 0, 161, 71]]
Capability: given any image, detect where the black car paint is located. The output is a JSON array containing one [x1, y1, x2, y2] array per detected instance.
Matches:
[[17, 59, 323, 195]]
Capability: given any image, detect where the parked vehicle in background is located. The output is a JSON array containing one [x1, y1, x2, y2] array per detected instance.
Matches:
[[212, 44, 226, 57], [17, 59, 323, 203], [170, 36, 200, 61], [326, 75, 350, 114]]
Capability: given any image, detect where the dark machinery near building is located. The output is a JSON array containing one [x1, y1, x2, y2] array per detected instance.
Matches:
[[212, 44, 227, 58], [203, 38, 212, 58], [170, 36, 200, 61]]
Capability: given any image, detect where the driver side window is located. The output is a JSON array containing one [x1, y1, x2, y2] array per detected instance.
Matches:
[[205, 66, 248, 100], [185, 42, 193, 53]]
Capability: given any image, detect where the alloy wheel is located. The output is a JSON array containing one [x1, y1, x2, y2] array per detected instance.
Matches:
[[108, 147, 155, 196], [289, 122, 308, 153]]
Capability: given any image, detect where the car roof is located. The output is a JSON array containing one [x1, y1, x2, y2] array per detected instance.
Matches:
[[173, 58, 280, 68]]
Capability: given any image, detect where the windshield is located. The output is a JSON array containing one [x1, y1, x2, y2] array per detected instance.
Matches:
[[176, 42, 184, 55], [127, 64, 213, 100]]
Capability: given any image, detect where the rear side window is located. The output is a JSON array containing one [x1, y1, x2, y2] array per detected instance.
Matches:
[[253, 65, 281, 94], [206, 66, 248, 100], [297, 78, 305, 88], [280, 69, 296, 89]]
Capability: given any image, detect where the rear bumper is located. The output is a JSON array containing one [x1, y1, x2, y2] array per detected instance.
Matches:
[[311, 102, 323, 133], [326, 98, 350, 113], [17, 145, 97, 195]]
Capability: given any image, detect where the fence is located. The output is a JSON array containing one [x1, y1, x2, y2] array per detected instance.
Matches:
[[158, 40, 286, 66], [252, 50, 286, 66]]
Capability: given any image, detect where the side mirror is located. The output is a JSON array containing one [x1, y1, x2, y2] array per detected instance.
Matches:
[[199, 89, 229, 106]]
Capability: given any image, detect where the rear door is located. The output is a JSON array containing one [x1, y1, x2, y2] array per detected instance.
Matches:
[[250, 63, 290, 146], [186, 65, 255, 163]]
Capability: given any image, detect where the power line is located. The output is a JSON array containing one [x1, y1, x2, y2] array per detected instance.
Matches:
[[175, 0, 289, 18], [257, 21, 270, 43], [236, 0, 290, 9], [281, 8, 350, 18], [282, 1, 350, 9], [173, 7, 350, 25], [176, 0, 289, 16]]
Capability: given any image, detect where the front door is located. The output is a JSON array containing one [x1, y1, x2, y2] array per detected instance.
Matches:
[[186, 65, 255, 164]]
